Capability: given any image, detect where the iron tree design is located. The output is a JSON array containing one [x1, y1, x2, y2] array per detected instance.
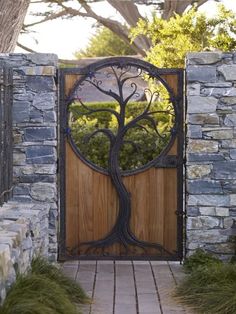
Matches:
[[66, 58, 177, 256]]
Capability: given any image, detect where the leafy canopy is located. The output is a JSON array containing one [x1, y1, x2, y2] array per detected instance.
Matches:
[[75, 27, 135, 58], [131, 4, 236, 68]]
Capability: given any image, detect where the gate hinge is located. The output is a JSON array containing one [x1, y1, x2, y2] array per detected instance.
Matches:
[[155, 155, 178, 168]]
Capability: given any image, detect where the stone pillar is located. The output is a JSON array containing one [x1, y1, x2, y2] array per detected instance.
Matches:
[[0, 53, 58, 260], [186, 52, 236, 258]]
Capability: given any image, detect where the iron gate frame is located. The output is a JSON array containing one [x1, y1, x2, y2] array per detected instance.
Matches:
[[58, 57, 184, 261]]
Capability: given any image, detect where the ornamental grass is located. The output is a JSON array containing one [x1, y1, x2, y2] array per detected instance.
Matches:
[[0, 257, 90, 314], [176, 249, 236, 314], [31, 257, 90, 304]]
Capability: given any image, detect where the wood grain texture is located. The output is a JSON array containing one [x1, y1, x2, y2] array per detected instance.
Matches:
[[66, 152, 177, 256], [161, 73, 178, 96], [64, 73, 181, 258]]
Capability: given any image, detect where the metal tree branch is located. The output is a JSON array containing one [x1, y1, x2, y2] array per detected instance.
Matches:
[[83, 128, 115, 145], [140, 116, 165, 139], [130, 123, 150, 134], [123, 82, 139, 105], [73, 97, 121, 125], [84, 78, 121, 103], [142, 89, 160, 114]]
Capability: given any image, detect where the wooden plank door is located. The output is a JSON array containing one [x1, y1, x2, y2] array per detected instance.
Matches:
[[59, 59, 184, 260]]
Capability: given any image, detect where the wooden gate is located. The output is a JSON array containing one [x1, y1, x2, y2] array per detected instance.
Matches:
[[59, 57, 184, 260]]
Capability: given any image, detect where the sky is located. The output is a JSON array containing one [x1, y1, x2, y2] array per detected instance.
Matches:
[[15, 0, 236, 60]]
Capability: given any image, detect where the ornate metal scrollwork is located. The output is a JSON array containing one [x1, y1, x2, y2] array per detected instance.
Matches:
[[65, 57, 178, 257]]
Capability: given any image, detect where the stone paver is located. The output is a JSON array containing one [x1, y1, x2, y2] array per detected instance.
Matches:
[[62, 261, 193, 314]]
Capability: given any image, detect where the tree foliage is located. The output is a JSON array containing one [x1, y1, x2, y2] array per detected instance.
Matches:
[[23, 0, 216, 56], [75, 27, 135, 58], [131, 4, 236, 68]]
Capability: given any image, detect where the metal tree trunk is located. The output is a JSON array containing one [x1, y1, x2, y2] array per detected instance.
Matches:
[[0, 0, 30, 52]]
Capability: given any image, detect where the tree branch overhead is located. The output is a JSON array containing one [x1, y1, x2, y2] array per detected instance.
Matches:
[[1, 0, 218, 53]]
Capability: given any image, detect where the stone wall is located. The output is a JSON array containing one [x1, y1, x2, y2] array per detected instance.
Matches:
[[0, 53, 58, 261], [0, 201, 49, 302], [186, 52, 236, 257], [0, 53, 58, 302]]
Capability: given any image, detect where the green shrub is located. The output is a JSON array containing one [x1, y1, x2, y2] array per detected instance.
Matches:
[[176, 263, 236, 314], [183, 248, 222, 273]]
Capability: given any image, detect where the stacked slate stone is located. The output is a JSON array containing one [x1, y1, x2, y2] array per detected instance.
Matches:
[[186, 52, 236, 258], [0, 201, 50, 302], [0, 53, 58, 261]]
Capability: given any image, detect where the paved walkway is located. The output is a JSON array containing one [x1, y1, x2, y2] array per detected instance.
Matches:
[[62, 261, 193, 314]]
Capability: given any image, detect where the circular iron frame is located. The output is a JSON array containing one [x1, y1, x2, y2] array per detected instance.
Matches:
[[65, 57, 179, 176]]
